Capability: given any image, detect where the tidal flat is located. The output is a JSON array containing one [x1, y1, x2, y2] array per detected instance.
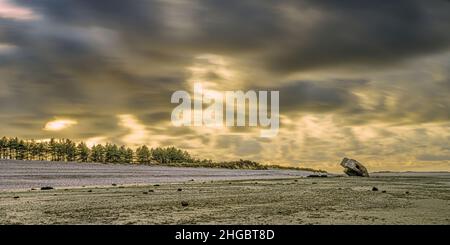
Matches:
[[1, 171, 449, 224]]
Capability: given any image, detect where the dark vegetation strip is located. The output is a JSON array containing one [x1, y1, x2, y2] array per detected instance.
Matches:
[[0, 136, 325, 172]]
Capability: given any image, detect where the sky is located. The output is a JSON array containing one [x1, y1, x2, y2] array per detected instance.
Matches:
[[0, 0, 449, 172]]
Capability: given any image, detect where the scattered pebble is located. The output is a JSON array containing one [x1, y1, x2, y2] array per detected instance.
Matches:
[[31, 188, 36, 191], [372, 187, 379, 191], [181, 201, 189, 207], [13, 196, 19, 199], [154, 184, 160, 187], [40, 186, 54, 190], [149, 190, 154, 192], [177, 188, 182, 192], [405, 191, 410, 194], [382, 190, 387, 193], [87, 190, 92, 193], [111, 183, 117, 186], [190, 179, 195, 182], [142, 192, 148, 194]]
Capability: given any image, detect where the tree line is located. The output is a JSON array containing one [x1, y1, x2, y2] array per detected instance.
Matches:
[[0, 136, 271, 169], [0, 136, 195, 164], [0, 136, 326, 172]]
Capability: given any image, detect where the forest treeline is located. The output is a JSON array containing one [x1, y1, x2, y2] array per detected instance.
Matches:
[[0, 136, 325, 172]]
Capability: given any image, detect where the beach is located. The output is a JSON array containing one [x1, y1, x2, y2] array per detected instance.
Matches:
[[0, 160, 449, 224]]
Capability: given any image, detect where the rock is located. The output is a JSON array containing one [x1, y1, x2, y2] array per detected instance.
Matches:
[[372, 187, 378, 191], [382, 190, 387, 193], [111, 183, 117, 186], [177, 188, 182, 192], [142, 192, 148, 194], [87, 190, 92, 193], [13, 196, 19, 199], [307, 174, 327, 178], [40, 186, 54, 190], [181, 201, 189, 207], [149, 190, 154, 192], [340, 157, 369, 177]]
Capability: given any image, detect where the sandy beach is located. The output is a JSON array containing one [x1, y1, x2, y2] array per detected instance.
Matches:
[[0, 160, 449, 224]]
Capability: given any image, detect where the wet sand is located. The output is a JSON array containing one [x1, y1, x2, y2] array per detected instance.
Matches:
[[0, 160, 317, 190], [1, 172, 449, 224]]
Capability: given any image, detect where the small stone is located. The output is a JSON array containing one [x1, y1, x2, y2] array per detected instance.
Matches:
[[372, 187, 379, 191], [40, 186, 54, 190], [87, 190, 92, 193], [177, 188, 182, 192], [143, 192, 148, 194], [382, 190, 387, 193], [181, 201, 189, 207], [149, 190, 154, 192], [112, 183, 117, 186], [13, 196, 19, 199], [405, 191, 410, 194], [154, 184, 160, 187]]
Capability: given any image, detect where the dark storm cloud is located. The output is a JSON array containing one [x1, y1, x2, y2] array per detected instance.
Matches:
[[275, 79, 367, 113], [14, 0, 450, 73], [266, 0, 450, 72], [1, 1, 449, 123]]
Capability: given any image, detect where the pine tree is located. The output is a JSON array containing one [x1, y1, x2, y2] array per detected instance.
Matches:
[[0, 137, 7, 159], [136, 145, 151, 164], [8, 137, 18, 160], [125, 148, 134, 164], [16, 139, 26, 160], [90, 144, 105, 163], [76, 142, 90, 162], [65, 139, 77, 162], [105, 143, 120, 163]]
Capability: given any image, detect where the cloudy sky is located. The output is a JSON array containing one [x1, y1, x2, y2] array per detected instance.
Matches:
[[1, 0, 449, 172]]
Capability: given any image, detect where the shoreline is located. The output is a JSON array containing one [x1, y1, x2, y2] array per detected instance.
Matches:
[[0, 160, 320, 191]]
